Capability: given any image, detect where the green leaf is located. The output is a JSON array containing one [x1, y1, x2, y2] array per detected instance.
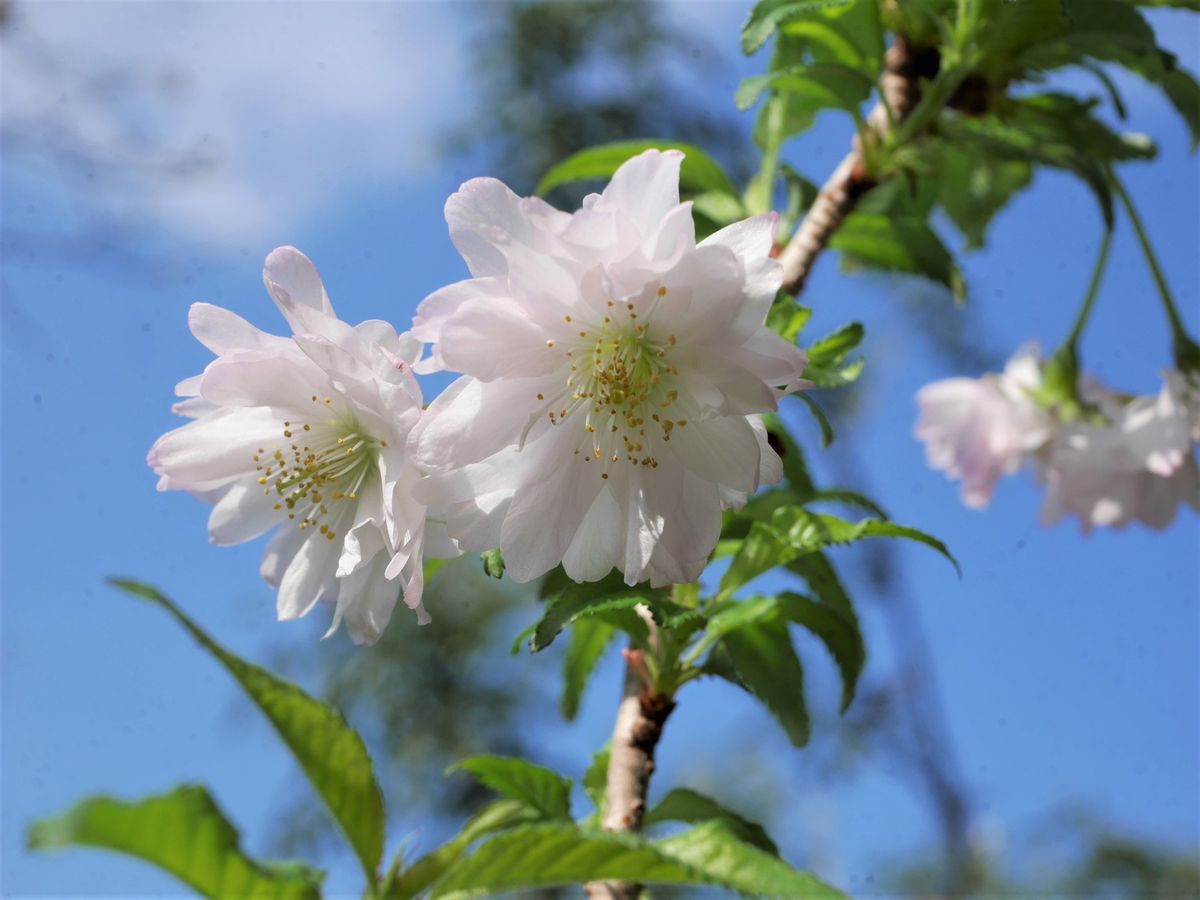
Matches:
[[806, 488, 888, 519], [718, 522, 794, 599], [429, 822, 844, 898], [28, 785, 322, 899], [384, 800, 542, 900], [690, 190, 746, 227], [689, 595, 779, 661], [720, 615, 812, 747], [536, 140, 738, 198], [481, 549, 505, 579], [742, 0, 853, 54], [775, 591, 865, 712], [807, 321, 864, 364], [737, 62, 875, 113], [532, 592, 649, 653], [108, 579, 385, 883], [561, 618, 617, 721], [448, 756, 572, 820], [774, 509, 961, 574], [764, 414, 817, 495], [764, 294, 812, 343], [655, 821, 844, 896], [583, 745, 611, 815], [831, 213, 966, 301], [644, 788, 778, 855], [935, 143, 1033, 250]]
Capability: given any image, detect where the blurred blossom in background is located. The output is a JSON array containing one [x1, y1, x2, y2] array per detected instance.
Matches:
[[2, 1, 1197, 896]]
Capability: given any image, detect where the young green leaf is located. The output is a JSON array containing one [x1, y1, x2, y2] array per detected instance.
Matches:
[[536, 140, 738, 198], [561, 617, 618, 721], [108, 579, 386, 883], [737, 62, 875, 113], [481, 549, 505, 579], [448, 756, 573, 820], [582, 744, 611, 815], [531, 592, 649, 653], [742, 0, 854, 54], [644, 788, 779, 855], [28, 785, 323, 899]]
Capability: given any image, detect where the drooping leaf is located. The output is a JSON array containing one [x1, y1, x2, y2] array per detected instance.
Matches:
[[688, 595, 779, 660], [806, 488, 889, 520], [764, 294, 813, 343], [108, 579, 385, 882], [561, 617, 618, 721], [384, 800, 542, 900], [536, 140, 739, 198], [775, 591, 865, 711], [28, 786, 323, 899], [742, 0, 854, 54], [644, 788, 778, 855], [531, 592, 649, 653], [719, 615, 812, 747], [737, 62, 875, 114], [831, 213, 966, 301], [935, 143, 1033, 250], [448, 756, 572, 820]]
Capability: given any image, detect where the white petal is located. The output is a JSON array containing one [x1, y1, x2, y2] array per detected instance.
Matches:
[[562, 485, 623, 582], [667, 415, 761, 494], [199, 352, 327, 410], [597, 149, 683, 239], [208, 480, 281, 546], [148, 407, 283, 492], [262, 246, 337, 335], [188, 302, 280, 355], [261, 525, 307, 587], [277, 528, 342, 621]]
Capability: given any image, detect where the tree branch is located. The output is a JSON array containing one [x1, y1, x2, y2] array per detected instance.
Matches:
[[776, 35, 924, 295], [585, 618, 674, 900]]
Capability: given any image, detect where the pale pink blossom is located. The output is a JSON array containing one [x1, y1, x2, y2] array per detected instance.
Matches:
[[408, 150, 807, 587], [914, 344, 1052, 508], [149, 247, 454, 643]]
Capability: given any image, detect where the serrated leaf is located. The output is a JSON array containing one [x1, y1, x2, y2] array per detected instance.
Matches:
[[644, 788, 778, 855], [737, 61, 875, 113], [561, 618, 617, 720], [935, 143, 1033, 250], [720, 615, 811, 747], [108, 579, 385, 883], [28, 786, 323, 899], [742, 0, 853, 54], [718, 522, 793, 599], [807, 321, 864, 365], [775, 591, 864, 712], [806, 488, 888, 519], [448, 756, 572, 820], [384, 800, 542, 900], [689, 595, 778, 660], [532, 593, 648, 653], [536, 140, 738, 198], [831, 213, 966, 301], [481, 549, 505, 579], [765, 294, 812, 343], [429, 821, 843, 898]]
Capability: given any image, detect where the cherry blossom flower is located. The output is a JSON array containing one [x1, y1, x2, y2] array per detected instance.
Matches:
[[1039, 373, 1200, 532], [914, 344, 1052, 508], [408, 149, 808, 587], [148, 247, 453, 643]]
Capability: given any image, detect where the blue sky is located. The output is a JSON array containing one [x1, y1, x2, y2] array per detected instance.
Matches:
[[2, 2, 1197, 896]]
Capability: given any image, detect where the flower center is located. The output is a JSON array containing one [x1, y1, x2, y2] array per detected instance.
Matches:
[[253, 397, 385, 541], [543, 296, 687, 478]]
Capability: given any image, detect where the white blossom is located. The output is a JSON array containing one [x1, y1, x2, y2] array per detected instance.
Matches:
[[408, 149, 808, 587], [914, 344, 1052, 508], [148, 247, 453, 643], [1039, 373, 1200, 532]]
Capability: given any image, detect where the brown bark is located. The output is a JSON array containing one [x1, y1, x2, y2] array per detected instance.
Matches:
[[776, 35, 924, 295], [584, 647, 674, 900]]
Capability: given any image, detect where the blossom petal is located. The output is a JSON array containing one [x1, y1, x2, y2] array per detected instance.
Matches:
[[262, 246, 337, 335], [149, 407, 283, 492], [208, 480, 281, 546], [562, 485, 623, 582], [598, 149, 683, 239]]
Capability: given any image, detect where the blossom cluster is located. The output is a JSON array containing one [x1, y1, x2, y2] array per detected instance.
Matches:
[[149, 151, 808, 642], [915, 346, 1200, 532]]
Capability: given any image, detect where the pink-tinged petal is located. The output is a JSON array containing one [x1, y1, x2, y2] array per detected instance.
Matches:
[[445, 177, 569, 277], [728, 330, 810, 395], [175, 374, 203, 397], [561, 484, 623, 582], [188, 302, 279, 355], [438, 297, 559, 380], [645, 201, 696, 263], [700, 214, 783, 335], [647, 471, 721, 587], [207, 480, 281, 546], [149, 407, 283, 492], [409, 375, 550, 470], [262, 246, 336, 335], [445, 489, 511, 552], [598, 149, 684, 239], [171, 396, 217, 418]]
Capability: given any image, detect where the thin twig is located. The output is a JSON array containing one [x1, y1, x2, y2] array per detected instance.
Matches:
[[776, 35, 923, 294]]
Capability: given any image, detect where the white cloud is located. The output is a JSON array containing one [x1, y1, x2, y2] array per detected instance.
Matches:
[[4, 1, 471, 248]]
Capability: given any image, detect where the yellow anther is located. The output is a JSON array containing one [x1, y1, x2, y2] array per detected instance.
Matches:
[[547, 340, 555, 348], [657, 286, 667, 297]]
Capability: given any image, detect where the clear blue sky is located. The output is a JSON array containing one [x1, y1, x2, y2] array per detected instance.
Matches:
[[2, 2, 1196, 896]]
